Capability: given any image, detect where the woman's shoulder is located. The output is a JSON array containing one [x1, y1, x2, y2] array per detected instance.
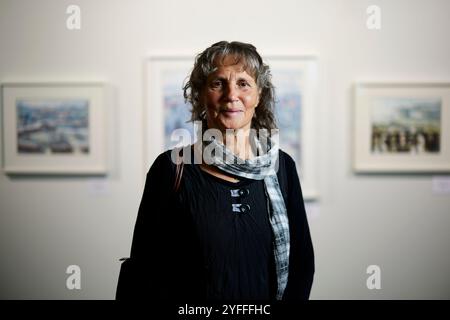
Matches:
[[146, 148, 177, 175], [278, 149, 297, 169], [148, 145, 193, 172]]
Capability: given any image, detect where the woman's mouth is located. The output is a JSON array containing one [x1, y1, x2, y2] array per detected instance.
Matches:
[[221, 109, 243, 117]]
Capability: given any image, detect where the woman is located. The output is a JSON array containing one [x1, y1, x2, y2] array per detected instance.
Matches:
[[116, 41, 314, 301]]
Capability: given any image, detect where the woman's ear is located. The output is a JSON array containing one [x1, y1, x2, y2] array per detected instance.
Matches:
[[256, 90, 262, 107]]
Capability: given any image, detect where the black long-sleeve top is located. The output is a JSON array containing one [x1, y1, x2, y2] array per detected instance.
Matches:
[[124, 147, 314, 301]]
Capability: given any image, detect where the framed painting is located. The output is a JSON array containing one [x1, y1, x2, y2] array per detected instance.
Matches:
[[144, 55, 196, 175], [144, 55, 319, 199], [265, 56, 319, 199], [1, 82, 107, 174], [353, 82, 450, 172]]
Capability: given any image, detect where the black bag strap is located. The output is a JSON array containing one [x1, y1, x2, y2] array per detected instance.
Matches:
[[173, 147, 184, 192]]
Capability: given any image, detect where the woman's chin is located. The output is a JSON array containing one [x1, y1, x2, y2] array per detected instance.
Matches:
[[220, 122, 249, 132], [207, 116, 251, 132], [218, 117, 251, 131]]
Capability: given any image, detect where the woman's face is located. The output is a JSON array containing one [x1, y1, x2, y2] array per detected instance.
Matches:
[[201, 55, 260, 133]]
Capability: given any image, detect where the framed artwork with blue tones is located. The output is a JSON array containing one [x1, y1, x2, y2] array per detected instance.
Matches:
[[144, 55, 196, 177], [266, 56, 319, 199], [1, 82, 107, 175]]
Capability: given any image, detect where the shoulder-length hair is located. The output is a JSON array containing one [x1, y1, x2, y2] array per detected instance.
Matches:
[[183, 41, 277, 130]]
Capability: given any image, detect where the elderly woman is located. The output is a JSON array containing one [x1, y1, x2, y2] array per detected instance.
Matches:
[[116, 41, 314, 301]]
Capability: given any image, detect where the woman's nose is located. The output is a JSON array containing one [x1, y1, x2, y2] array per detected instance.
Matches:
[[223, 83, 239, 102]]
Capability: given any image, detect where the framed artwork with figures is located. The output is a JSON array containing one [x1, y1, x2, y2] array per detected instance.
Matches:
[[353, 82, 450, 172]]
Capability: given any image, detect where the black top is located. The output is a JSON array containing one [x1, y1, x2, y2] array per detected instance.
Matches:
[[123, 147, 314, 301], [183, 161, 275, 300]]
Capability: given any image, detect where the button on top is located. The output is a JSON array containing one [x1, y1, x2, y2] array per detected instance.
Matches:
[[239, 204, 251, 213], [238, 188, 250, 197]]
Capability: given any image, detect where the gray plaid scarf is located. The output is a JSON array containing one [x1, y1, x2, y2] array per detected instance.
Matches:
[[202, 133, 290, 300]]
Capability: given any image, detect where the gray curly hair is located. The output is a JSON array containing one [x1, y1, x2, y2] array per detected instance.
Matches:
[[183, 41, 277, 130]]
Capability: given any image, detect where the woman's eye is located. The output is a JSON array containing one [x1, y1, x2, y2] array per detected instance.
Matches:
[[238, 81, 250, 87], [210, 80, 222, 88]]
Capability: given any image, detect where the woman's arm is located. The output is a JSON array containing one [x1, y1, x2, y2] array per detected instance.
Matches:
[[282, 154, 315, 300], [117, 151, 176, 300]]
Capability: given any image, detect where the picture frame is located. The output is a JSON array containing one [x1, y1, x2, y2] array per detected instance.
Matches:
[[144, 54, 319, 199], [1, 82, 107, 175], [353, 82, 450, 172], [144, 55, 195, 175], [264, 55, 319, 199]]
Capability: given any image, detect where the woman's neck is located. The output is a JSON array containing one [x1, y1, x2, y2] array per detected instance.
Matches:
[[201, 120, 256, 160], [222, 128, 255, 160]]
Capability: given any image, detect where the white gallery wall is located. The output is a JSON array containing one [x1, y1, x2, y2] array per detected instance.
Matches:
[[0, 0, 449, 299]]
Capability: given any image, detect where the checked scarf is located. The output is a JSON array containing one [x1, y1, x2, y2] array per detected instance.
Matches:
[[202, 132, 290, 300]]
